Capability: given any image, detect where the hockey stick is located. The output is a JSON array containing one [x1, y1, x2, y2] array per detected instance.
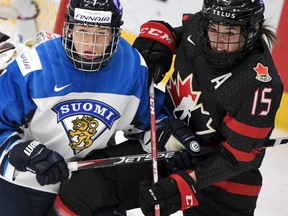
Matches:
[[263, 136, 288, 147], [149, 79, 161, 216], [67, 136, 288, 171]]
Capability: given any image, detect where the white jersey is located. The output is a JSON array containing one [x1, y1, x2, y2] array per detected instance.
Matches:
[[0, 36, 167, 193]]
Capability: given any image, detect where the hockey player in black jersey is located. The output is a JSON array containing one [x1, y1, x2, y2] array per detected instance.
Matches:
[[0, 0, 170, 216], [51, 1, 283, 216], [132, 0, 284, 215]]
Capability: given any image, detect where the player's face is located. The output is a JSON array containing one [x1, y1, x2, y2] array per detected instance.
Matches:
[[72, 25, 113, 60], [207, 23, 245, 53]]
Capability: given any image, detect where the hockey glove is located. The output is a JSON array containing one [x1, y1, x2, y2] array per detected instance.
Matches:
[[9, 141, 69, 186], [140, 170, 200, 216], [157, 119, 201, 154], [156, 119, 203, 171], [166, 150, 198, 172], [133, 20, 177, 84]]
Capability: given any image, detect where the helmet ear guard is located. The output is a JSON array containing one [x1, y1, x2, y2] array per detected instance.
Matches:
[[62, 0, 123, 72], [199, 0, 265, 69]]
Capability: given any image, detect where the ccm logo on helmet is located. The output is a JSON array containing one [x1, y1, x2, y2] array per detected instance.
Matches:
[[74, 8, 112, 23]]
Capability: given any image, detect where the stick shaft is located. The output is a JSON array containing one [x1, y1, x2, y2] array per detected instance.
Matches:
[[67, 151, 175, 171], [68, 136, 288, 171], [263, 137, 288, 147], [149, 79, 161, 215]]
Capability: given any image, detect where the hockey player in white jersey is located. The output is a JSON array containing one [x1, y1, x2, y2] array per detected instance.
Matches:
[[0, 0, 168, 215]]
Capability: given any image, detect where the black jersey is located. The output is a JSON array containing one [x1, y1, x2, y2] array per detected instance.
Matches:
[[165, 13, 283, 192]]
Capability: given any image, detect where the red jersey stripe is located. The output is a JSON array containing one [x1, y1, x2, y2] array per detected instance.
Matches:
[[223, 115, 271, 139], [223, 141, 261, 162], [213, 181, 261, 197]]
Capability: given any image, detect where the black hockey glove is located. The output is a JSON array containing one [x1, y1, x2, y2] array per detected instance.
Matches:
[[156, 119, 202, 171], [133, 20, 177, 84], [140, 170, 200, 216], [9, 141, 69, 186], [166, 150, 197, 172], [157, 119, 201, 154]]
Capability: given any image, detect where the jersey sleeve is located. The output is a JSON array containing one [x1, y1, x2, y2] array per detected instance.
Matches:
[[0, 60, 36, 175], [195, 69, 283, 189]]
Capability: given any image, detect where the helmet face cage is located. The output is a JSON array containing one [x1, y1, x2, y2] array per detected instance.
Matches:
[[63, 0, 123, 72], [63, 22, 121, 72], [198, 0, 264, 69]]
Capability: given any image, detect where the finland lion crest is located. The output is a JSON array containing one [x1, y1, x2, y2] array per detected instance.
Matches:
[[53, 99, 120, 154]]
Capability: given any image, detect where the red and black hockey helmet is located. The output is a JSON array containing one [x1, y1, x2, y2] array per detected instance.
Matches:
[[198, 0, 265, 69]]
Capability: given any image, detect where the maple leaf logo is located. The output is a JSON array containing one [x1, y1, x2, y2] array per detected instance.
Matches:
[[166, 72, 215, 135], [167, 72, 200, 108], [253, 63, 272, 82]]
